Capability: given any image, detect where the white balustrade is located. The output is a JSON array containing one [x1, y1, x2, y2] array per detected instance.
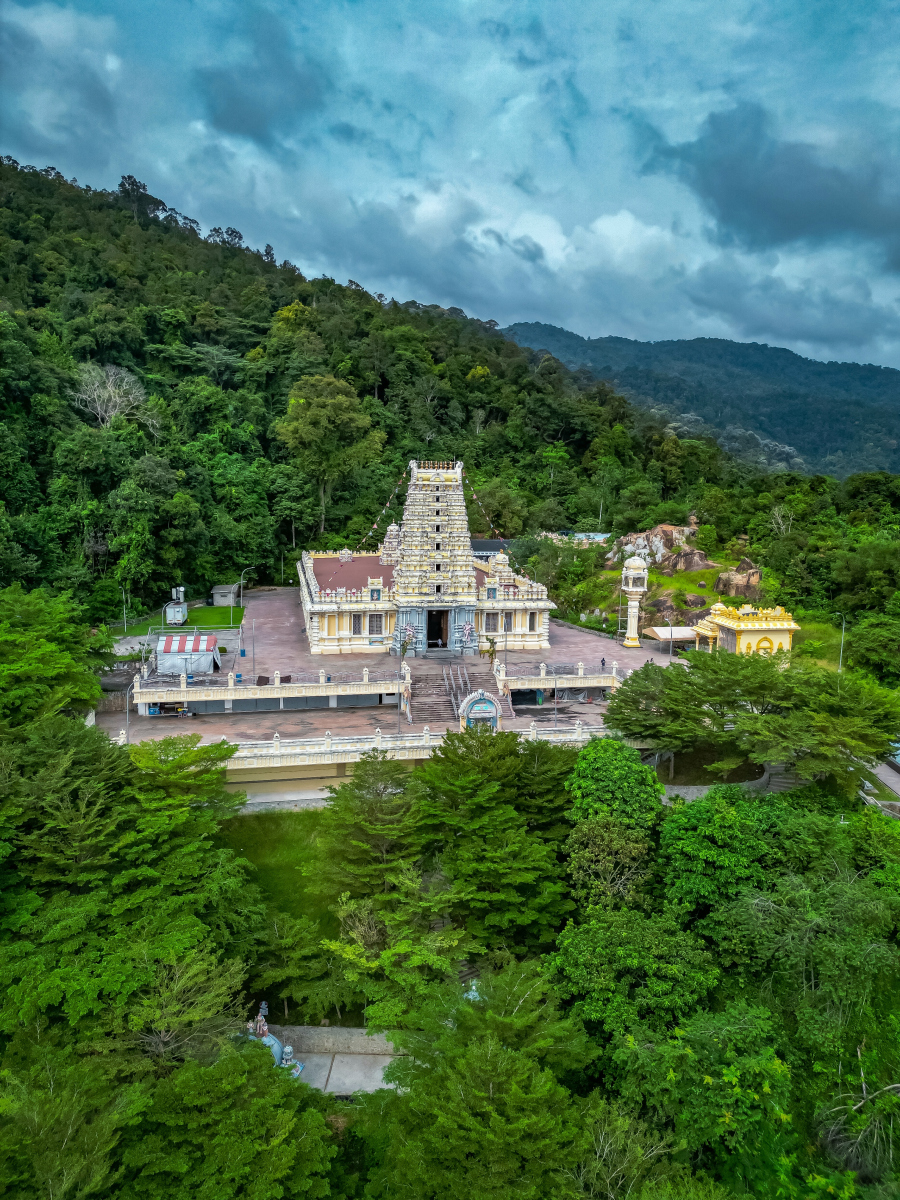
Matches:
[[227, 722, 609, 771]]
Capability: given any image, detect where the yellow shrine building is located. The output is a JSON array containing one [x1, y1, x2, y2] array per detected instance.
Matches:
[[693, 602, 800, 654], [297, 460, 555, 655]]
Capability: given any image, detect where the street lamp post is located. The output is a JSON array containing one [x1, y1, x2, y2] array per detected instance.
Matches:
[[124, 680, 134, 744], [548, 664, 559, 729], [239, 566, 256, 612]]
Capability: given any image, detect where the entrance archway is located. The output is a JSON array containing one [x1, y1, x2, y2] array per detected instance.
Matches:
[[427, 609, 449, 648], [458, 689, 502, 731]]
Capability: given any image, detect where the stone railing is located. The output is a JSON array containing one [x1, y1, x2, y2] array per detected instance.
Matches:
[[493, 661, 625, 692], [313, 586, 398, 604], [477, 584, 550, 602], [135, 662, 412, 709], [226, 721, 607, 771]]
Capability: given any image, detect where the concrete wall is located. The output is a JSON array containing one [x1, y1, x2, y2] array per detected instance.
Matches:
[[662, 767, 771, 802], [267, 1025, 397, 1055]]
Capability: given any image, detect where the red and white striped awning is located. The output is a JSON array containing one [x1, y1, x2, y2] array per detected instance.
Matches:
[[157, 634, 218, 654]]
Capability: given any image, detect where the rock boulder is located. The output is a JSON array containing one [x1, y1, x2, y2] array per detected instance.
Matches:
[[714, 560, 762, 600], [658, 548, 720, 572], [605, 524, 693, 565]]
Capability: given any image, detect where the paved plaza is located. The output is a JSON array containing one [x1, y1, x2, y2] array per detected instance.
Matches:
[[102, 587, 680, 747]]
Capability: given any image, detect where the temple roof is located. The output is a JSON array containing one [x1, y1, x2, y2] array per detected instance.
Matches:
[[697, 602, 800, 632], [308, 554, 395, 591]]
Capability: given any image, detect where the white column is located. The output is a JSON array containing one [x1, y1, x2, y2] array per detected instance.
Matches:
[[624, 595, 641, 648]]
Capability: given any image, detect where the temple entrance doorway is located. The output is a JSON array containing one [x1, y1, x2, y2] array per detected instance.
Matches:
[[427, 609, 449, 649]]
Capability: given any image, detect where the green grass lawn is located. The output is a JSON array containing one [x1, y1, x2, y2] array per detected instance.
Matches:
[[791, 618, 845, 670], [110, 605, 246, 638], [217, 809, 337, 931]]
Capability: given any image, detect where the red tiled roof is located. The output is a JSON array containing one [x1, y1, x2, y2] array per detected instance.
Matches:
[[309, 554, 395, 592]]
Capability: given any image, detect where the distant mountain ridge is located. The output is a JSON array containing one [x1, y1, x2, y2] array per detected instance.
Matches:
[[502, 322, 900, 476]]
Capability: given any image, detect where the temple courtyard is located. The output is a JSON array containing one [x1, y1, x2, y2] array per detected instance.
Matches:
[[100, 586, 682, 807]]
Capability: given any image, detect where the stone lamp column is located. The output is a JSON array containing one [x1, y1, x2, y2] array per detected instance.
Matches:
[[621, 555, 648, 648]]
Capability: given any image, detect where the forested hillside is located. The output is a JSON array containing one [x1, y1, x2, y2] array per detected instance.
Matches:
[[4, 158, 900, 644], [504, 321, 900, 477]]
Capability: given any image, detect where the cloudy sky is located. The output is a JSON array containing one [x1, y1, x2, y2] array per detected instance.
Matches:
[[3, 0, 900, 365]]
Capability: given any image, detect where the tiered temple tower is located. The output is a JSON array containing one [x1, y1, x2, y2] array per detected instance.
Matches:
[[391, 460, 478, 655], [296, 458, 554, 655]]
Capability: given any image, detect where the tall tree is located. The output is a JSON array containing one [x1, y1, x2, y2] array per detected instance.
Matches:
[[118, 1043, 335, 1200], [565, 737, 664, 829], [275, 375, 385, 532], [0, 583, 112, 726]]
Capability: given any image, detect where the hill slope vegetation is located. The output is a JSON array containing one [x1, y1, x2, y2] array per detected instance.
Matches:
[[504, 320, 900, 476]]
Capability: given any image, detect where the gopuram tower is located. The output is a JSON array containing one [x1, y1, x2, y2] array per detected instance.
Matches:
[[390, 460, 478, 656]]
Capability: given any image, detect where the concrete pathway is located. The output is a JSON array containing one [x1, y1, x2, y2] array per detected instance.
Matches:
[[874, 763, 900, 799]]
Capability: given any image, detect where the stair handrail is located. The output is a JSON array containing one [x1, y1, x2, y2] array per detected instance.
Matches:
[[443, 667, 458, 718]]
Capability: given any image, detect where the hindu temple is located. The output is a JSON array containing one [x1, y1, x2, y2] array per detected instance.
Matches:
[[297, 460, 555, 655]]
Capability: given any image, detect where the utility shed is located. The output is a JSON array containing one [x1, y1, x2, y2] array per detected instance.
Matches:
[[212, 583, 239, 606], [156, 633, 221, 674]]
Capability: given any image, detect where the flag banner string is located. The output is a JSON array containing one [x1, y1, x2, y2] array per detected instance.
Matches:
[[318, 468, 409, 590], [461, 469, 501, 538], [308, 464, 531, 592], [462, 469, 533, 580]]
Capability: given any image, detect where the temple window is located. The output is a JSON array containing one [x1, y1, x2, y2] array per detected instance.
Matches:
[[528, 611, 537, 632], [368, 613, 383, 635], [503, 612, 513, 632], [352, 614, 363, 635], [485, 612, 499, 633], [435, 542, 441, 551]]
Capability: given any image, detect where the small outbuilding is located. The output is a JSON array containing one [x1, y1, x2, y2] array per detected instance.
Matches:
[[156, 633, 221, 674], [693, 603, 800, 655], [212, 583, 239, 607]]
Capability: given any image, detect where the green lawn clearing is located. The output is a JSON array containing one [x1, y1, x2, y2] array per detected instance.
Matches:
[[791, 617, 845, 670], [217, 808, 337, 930], [110, 606, 246, 638]]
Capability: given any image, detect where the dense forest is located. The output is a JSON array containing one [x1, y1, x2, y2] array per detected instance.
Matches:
[[505, 321, 900, 477], [7, 158, 900, 1197], [4, 607, 900, 1197]]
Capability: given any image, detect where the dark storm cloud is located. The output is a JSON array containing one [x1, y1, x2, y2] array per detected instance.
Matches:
[[647, 102, 900, 265], [684, 258, 900, 347], [8, 0, 900, 367], [0, 9, 118, 165], [196, 10, 328, 141]]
